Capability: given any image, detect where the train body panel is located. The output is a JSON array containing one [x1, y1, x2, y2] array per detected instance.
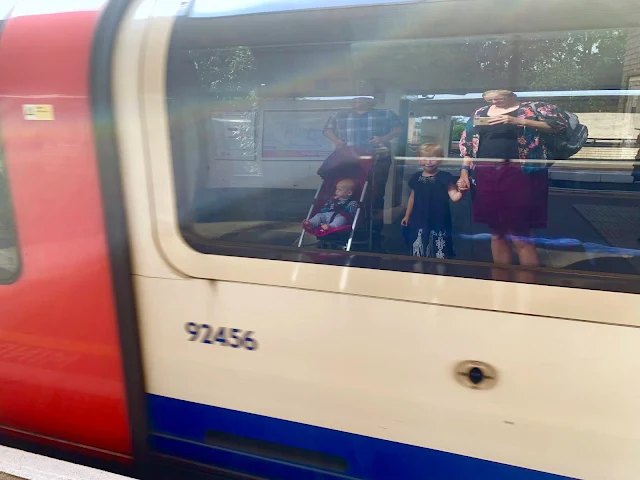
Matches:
[[148, 395, 569, 480], [114, 1, 640, 478], [0, 0, 638, 479], [0, 0, 131, 459], [135, 275, 640, 480]]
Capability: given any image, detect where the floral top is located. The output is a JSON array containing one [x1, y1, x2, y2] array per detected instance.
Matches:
[[459, 102, 570, 172]]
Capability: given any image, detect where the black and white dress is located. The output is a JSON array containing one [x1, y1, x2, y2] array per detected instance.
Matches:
[[407, 171, 455, 259]]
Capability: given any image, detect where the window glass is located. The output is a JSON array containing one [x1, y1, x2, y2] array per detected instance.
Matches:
[[190, 0, 411, 18], [167, 3, 640, 291], [0, 146, 18, 282]]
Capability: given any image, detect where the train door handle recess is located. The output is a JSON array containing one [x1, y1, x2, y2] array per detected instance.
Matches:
[[454, 361, 498, 390]]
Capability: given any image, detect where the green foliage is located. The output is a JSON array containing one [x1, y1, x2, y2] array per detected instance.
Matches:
[[353, 30, 628, 112], [190, 47, 260, 174], [189, 29, 629, 113], [352, 39, 513, 94], [450, 119, 466, 141], [518, 30, 627, 111], [190, 47, 257, 99], [520, 30, 626, 91]]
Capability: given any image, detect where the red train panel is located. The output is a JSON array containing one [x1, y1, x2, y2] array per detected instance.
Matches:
[[0, 3, 131, 458]]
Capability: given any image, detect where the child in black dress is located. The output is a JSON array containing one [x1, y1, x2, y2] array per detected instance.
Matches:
[[401, 144, 463, 258]]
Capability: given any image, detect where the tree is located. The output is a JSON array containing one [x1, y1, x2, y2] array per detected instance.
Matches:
[[191, 47, 257, 99], [517, 30, 627, 111], [450, 117, 467, 142], [352, 30, 627, 112], [352, 39, 512, 94]]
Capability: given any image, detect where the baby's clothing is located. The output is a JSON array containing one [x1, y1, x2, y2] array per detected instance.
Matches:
[[308, 197, 358, 229], [307, 211, 348, 229]]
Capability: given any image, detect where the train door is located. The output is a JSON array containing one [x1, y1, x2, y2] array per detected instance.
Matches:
[[0, 1, 134, 472]]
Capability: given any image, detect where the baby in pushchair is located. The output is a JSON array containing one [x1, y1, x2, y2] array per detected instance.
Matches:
[[298, 146, 374, 251], [303, 179, 358, 232]]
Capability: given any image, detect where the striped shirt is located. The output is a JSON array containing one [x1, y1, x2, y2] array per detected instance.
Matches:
[[324, 109, 403, 148]]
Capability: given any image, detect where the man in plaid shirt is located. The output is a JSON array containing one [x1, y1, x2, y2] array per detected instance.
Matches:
[[323, 97, 404, 251], [323, 97, 403, 149]]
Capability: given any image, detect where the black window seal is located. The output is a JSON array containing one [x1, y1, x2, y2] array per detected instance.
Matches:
[[89, 0, 150, 477]]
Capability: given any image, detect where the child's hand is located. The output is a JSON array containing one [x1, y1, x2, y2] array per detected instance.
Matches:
[[401, 217, 409, 227], [457, 176, 470, 191], [320, 224, 330, 231]]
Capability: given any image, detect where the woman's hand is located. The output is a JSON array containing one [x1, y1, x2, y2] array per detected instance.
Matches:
[[401, 216, 409, 227], [488, 115, 522, 126], [457, 170, 471, 191]]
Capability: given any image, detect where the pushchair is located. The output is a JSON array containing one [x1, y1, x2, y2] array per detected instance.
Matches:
[[298, 147, 375, 251]]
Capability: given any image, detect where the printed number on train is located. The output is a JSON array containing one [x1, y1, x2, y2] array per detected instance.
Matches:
[[185, 323, 258, 351]]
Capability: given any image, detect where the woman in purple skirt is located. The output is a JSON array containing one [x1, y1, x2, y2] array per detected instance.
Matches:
[[456, 89, 570, 278]]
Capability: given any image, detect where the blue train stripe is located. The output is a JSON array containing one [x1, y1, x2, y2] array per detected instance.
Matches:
[[148, 394, 573, 480]]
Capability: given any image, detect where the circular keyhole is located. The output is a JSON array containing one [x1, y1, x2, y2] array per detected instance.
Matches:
[[468, 366, 484, 385], [454, 361, 497, 390]]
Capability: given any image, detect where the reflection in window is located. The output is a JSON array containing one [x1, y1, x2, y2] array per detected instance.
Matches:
[[0, 149, 18, 282], [167, 5, 640, 289]]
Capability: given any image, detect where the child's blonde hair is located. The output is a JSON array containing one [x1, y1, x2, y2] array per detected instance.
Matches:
[[418, 143, 444, 158]]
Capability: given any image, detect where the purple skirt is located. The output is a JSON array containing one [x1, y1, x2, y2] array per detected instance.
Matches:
[[472, 162, 548, 234]]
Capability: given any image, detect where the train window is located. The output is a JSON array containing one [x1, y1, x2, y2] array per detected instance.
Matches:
[[167, 2, 640, 291], [0, 143, 19, 283]]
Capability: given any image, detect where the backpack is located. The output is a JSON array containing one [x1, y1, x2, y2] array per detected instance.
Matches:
[[532, 103, 588, 160]]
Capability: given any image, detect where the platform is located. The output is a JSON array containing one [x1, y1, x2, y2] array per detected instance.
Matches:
[[0, 446, 132, 480]]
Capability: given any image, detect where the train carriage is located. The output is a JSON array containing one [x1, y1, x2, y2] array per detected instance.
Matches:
[[0, 1, 639, 479]]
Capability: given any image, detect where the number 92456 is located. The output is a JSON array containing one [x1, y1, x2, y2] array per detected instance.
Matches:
[[184, 323, 258, 351]]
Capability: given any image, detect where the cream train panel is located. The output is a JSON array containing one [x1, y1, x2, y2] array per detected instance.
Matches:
[[135, 275, 640, 480], [112, 0, 183, 280]]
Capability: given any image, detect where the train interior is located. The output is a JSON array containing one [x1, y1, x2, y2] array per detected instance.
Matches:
[[169, 1, 640, 275]]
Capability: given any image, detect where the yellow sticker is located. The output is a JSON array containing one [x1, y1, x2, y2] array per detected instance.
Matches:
[[22, 104, 55, 121]]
